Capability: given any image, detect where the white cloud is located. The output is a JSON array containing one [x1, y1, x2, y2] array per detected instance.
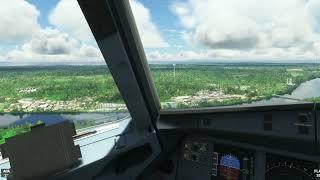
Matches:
[[78, 44, 102, 58], [49, 0, 168, 48], [129, 0, 168, 48], [171, 0, 320, 60], [5, 28, 103, 63], [0, 0, 103, 64], [21, 28, 77, 55], [0, 0, 40, 43], [49, 0, 94, 42]]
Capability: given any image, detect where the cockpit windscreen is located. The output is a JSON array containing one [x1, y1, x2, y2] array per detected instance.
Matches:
[[129, 0, 320, 110]]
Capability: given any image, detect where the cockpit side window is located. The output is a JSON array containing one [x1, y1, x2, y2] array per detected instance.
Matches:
[[0, 0, 129, 144]]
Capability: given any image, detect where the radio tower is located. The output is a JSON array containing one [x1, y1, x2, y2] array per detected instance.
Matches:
[[173, 64, 176, 81]]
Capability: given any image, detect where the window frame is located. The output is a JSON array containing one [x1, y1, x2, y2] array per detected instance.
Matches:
[[78, 0, 160, 131]]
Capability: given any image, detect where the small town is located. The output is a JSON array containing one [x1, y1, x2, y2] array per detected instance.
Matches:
[[172, 90, 247, 107], [3, 97, 127, 113]]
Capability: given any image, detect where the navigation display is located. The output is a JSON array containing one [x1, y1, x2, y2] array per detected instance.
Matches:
[[266, 154, 320, 180]]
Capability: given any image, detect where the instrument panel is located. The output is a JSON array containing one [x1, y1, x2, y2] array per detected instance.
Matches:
[[266, 154, 319, 180], [177, 138, 320, 180]]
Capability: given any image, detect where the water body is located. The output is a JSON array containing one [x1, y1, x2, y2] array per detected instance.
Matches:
[[0, 112, 129, 128], [246, 78, 320, 106]]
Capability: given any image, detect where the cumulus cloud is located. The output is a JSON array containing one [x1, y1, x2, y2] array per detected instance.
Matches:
[[171, 0, 320, 60], [22, 28, 77, 55], [130, 0, 169, 48], [49, 0, 168, 48], [0, 0, 40, 43], [0, 0, 104, 65], [49, 0, 93, 42], [78, 44, 102, 58], [6, 28, 103, 63]]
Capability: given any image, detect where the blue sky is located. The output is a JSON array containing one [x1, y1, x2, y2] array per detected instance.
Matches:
[[1, 0, 320, 64], [28, 0, 59, 27]]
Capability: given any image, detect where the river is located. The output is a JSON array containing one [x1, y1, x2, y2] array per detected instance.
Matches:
[[245, 78, 320, 106], [0, 112, 129, 128]]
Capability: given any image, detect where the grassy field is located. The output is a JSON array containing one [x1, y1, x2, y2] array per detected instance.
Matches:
[[0, 63, 320, 144]]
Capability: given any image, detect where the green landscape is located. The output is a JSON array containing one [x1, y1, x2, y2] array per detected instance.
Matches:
[[1, 64, 320, 112], [1, 63, 320, 144], [152, 63, 320, 108]]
